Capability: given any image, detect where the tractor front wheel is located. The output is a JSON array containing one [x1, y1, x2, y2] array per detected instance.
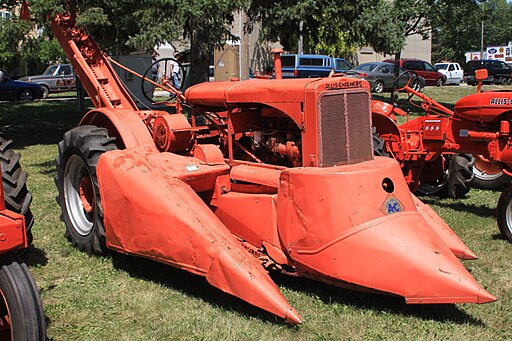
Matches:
[[497, 185, 512, 242], [56, 126, 117, 254], [0, 253, 46, 340]]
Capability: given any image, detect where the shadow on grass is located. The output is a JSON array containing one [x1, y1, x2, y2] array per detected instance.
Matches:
[[420, 197, 496, 218], [0, 99, 89, 148], [34, 160, 58, 176], [24, 245, 49, 267], [110, 253, 293, 326], [110, 252, 485, 327], [272, 274, 486, 327]]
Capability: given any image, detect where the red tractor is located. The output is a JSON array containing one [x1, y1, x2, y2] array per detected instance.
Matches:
[[372, 69, 512, 242], [0, 136, 45, 340], [51, 12, 495, 324]]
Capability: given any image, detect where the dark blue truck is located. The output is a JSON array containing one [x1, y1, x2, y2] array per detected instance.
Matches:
[[280, 54, 352, 78]]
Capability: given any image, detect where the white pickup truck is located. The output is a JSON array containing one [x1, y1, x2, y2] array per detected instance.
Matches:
[[434, 62, 463, 85]]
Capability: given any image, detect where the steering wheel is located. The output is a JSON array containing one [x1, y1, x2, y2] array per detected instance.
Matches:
[[391, 70, 420, 105], [141, 57, 187, 103]]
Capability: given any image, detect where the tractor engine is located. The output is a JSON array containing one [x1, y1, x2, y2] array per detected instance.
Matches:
[[185, 78, 374, 169], [236, 116, 302, 167]]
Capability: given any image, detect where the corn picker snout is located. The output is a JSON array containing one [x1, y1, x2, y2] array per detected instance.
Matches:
[[52, 12, 495, 324]]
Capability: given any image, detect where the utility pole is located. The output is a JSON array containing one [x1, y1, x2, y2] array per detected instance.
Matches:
[[298, 20, 304, 54], [480, 0, 486, 59]]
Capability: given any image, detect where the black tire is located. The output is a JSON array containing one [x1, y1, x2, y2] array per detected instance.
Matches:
[[436, 78, 444, 87], [372, 127, 388, 157], [417, 153, 474, 198], [0, 253, 46, 340], [41, 86, 49, 99], [373, 80, 384, 93], [497, 185, 512, 242], [444, 153, 475, 198], [17, 90, 33, 101], [55, 126, 117, 255], [0, 138, 33, 246]]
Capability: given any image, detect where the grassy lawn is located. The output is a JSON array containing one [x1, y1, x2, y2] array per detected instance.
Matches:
[[2, 85, 512, 339]]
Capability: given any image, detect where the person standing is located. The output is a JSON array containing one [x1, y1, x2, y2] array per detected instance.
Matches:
[[169, 58, 179, 89]]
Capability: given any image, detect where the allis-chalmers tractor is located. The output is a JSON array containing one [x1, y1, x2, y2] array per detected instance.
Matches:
[[51, 11, 496, 324], [0, 136, 46, 339], [371, 70, 512, 243]]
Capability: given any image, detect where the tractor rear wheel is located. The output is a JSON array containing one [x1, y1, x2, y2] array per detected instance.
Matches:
[[0, 137, 33, 246], [56, 126, 117, 254], [497, 185, 512, 242], [445, 153, 475, 198], [0, 253, 46, 340], [418, 153, 474, 198]]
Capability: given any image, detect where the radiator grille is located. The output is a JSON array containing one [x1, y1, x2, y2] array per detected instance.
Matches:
[[318, 91, 372, 167]]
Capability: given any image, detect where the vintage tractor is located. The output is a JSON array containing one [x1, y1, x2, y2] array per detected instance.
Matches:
[[0, 136, 46, 340], [371, 95, 475, 199], [51, 12, 495, 324], [371, 69, 512, 242]]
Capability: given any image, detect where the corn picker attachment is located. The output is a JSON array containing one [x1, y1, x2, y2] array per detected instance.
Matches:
[[52, 12, 495, 324]]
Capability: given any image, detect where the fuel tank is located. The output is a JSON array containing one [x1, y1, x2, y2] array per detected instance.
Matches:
[[455, 90, 512, 123]]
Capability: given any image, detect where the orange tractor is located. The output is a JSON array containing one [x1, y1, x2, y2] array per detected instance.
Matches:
[[0, 136, 45, 339], [51, 12, 495, 324], [372, 70, 512, 242]]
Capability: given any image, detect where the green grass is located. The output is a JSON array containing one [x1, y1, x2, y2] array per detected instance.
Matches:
[[2, 85, 512, 339]]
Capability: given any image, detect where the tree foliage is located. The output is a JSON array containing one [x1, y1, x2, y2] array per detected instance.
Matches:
[[0, 1, 66, 77], [29, 0, 249, 84], [246, 0, 374, 57]]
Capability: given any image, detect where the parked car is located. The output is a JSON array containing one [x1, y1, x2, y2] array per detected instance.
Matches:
[[280, 54, 351, 78], [19, 63, 76, 98], [383, 58, 446, 86], [0, 70, 44, 101], [434, 62, 463, 85], [463, 59, 512, 85], [345, 62, 425, 93]]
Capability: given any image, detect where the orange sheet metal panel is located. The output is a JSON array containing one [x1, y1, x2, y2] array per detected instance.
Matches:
[[411, 194, 477, 260], [185, 78, 313, 108], [215, 192, 279, 248], [276, 157, 494, 303], [96, 147, 301, 323], [230, 165, 281, 188]]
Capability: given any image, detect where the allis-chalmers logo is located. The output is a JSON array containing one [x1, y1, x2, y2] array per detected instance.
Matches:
[[325, 80, 363, 90], [490, 97, 512, 105]]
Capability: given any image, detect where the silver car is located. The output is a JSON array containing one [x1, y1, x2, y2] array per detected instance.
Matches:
[[345, 62, 425, 93]]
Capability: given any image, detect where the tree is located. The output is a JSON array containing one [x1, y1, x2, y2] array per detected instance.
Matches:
[[0, 1, 66, 77], [30, 0, 249, 85], [431, 0, 480, 63], [246, 0, 376, 58]]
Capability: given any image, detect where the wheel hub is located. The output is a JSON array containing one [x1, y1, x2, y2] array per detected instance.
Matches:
[[79, 176, 94, 213], [64, 154, 95, 236]]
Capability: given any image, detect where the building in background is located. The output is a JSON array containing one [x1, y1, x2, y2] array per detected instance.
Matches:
[[357, 34, 431, 64]]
